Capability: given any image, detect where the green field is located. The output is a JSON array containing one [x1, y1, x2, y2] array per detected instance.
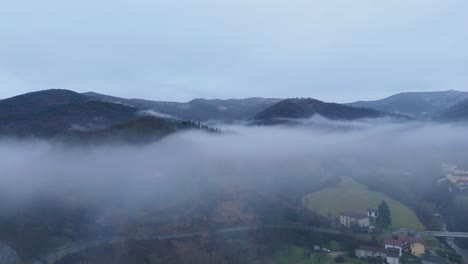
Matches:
[[302, 177, 424, 230]]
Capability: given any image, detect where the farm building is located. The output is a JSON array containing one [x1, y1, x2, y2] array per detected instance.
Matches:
[[355, 246, 400, 264], [444, 165, 468, 192], [384, 236, 425, 257], [339, 211, 369, 228], [355, 246, 386, 259], [386, 248, 401, 264], [368, 208, 379, 218]]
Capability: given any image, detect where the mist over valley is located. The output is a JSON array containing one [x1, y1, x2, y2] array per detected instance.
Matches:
[[1, 89, 468, 263]]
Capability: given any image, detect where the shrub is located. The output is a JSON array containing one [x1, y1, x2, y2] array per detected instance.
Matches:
[[334, 256, 345, 263]]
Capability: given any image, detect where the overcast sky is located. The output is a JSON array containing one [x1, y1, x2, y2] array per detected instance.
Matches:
[[1, 0, 467, 102]]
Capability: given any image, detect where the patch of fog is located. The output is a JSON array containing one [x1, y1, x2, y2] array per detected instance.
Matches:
[[139, 109, 173, 119], [0, 117, 468, 214], [0, 242, 18, 264], [263, 115, 417, 131]]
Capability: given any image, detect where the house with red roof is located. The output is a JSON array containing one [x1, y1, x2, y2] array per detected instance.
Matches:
[[446, 165, 468, 192], [384, 236, 425, 257]]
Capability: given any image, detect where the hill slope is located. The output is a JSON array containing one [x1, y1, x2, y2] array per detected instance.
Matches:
[[0, 101, 138, 138], [434, 98, 468, 122], [85, 92, 281, 122], [302, 177, 424, 230], [254, 98, 387, 124], [0, 89, 91, 120], [348, 90, 468, 118], [0, 89, 139, 138], [75, 116, 220, 144], [0, 89, 220, 141]]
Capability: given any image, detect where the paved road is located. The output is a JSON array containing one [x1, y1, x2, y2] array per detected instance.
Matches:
[[31, 225, 468, 264], [392, 228, 468, 238]]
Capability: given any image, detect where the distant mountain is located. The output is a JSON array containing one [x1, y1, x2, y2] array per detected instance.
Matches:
[[0, 89, 139, 138], [0, 89, 91, 120], [83, 91, 167, 109], [434, 98, 468, 122], [0, 89, 220, 141], [348, 90, 468, 118], [12, 89, 468, 139], [254, 98, 390, 124], [85, 92, 281, 122]]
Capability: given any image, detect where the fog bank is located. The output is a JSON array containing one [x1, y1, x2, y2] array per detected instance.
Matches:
[[1, 118, 467, 214]]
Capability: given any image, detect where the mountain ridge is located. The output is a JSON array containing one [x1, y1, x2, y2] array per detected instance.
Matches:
[[348, 90, 468, 118], [2, 89, 468, 140], [0, 89, 221, 141], [85, 91, 281, 121], [67, 115, 221, 144], [254, 98, 399, 124], [434, 97, 468, 122]]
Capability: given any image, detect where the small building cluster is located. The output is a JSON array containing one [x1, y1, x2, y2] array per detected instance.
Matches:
[[384, 236, 425, 257], [355, 236, 427, 264], [340, 211, 369, 228], [443, 164, 468, 192], [355, 246, 400, 264], [339, 209, 377, 232], [368, 208, 379, 218]]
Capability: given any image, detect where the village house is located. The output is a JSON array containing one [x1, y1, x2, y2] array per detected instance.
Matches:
[[355, 246, 400, 264], [409, 239, 426, 257], [444, 164, 468, 192], [448, 172, 468, 191], [368, 208, 379, 218], [355, 246, 386, 259], [339, 211, 370, 228], [384, 236, 425, 257], [384, 238, 405, 257], [386, 248, 401, 264]]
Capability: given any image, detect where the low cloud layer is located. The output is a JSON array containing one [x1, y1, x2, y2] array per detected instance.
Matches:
[[1, 119, 467, 216]]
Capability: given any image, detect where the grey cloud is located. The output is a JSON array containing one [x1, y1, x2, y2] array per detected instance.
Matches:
[[0, 119, 467, 215], [0, 0, 467, 101]]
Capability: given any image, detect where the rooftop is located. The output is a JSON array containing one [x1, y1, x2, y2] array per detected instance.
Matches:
[[357, 246, 386, 254], [404, 236, 424, 244], [340, 211, 368, 219], [384, 236, 423, 247]]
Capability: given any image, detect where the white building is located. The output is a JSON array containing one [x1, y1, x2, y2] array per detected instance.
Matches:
[[355, 246, 400, 264], [355, 246, 386, 259], [384, 238, 406, 257], [444, 164, 468, 191], [340, 211, 370, 228], [386, 249, 400, 264], [368, 208, 378, 218]]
